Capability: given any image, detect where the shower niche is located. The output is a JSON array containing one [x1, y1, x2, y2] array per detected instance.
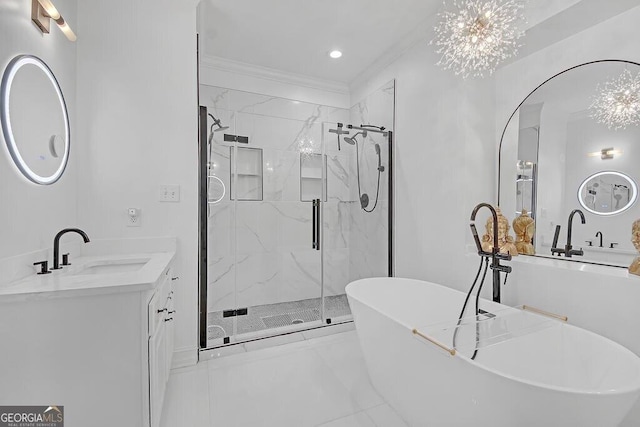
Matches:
[[300, 154, 327, 202], [230, 146, 263, 201]]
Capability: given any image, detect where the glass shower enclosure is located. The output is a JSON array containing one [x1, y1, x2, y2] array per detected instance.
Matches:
[[198, 84, 394, 350]]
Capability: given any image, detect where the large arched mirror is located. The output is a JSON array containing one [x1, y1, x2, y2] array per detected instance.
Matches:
[[0, 55, 70, 185], [499, 60, 640, 268]]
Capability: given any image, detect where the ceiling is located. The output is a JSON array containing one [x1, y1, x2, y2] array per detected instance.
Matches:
[[198, 0, 440, 84], [197, 0, 630, 85]]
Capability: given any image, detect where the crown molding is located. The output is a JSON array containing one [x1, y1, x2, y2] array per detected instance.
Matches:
[[349, 15, 434, 92], [200, 55, 349, 95]]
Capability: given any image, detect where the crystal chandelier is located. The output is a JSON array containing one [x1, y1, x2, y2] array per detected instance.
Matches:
[[433, 0, 525, 78], [590, 69, 640, 130]]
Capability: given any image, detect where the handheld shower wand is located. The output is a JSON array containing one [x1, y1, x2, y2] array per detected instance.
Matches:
[[375, 144, 384, 172], [342, 128, 387, 213]]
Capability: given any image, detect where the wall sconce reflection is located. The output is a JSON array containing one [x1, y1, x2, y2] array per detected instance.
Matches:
[[588, 147, 623, 160]]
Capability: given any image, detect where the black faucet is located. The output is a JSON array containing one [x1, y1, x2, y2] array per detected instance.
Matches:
[[551, 225, 563, 256], [596, 231, 603, 248], [52, 228, 91, 270], [565, 209, 586, 258], [470, 203, 512, 303]]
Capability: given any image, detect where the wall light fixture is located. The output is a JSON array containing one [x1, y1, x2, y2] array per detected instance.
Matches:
[[31, 0, 76, 42], [587, 147, 622, 160]]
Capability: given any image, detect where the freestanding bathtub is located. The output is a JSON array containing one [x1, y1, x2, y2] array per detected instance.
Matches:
[[346, 277, 640, 427]]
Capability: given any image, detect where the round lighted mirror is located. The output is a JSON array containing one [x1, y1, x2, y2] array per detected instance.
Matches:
[[0, 55, 70, 185], [578, 171, 638, 216]]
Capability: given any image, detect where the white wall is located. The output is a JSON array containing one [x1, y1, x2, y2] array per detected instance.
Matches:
[[76, 0, 200, 365], [350, 28, 497, 294], [0, 0, 78, 260]]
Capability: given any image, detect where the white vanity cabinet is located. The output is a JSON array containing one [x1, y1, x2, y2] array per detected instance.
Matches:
[[0, 251, 176, 427], [148, 268, 176, 427]]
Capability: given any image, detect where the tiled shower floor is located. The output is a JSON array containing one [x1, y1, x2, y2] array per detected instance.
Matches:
[[207, 294, 352, 341]]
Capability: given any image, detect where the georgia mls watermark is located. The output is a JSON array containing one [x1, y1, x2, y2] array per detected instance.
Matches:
[[0, 406, 63, 427]]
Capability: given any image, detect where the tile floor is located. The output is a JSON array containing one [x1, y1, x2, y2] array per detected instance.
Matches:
[[160, 329, 408, 427], [207, 294, 352, 341]]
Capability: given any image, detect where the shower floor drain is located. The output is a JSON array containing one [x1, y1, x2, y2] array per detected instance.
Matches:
[[261, 314, 293, 328], [207, 294, 351, 345], [261, 309, 320, 328]]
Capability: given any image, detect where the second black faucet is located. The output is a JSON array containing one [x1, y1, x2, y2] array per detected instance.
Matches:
[[52, 228, 91, 270]]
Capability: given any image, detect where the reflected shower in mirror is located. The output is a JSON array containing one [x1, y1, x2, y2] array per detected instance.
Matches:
[[499, 60, 640, 268], [578, 171, 637, 216]]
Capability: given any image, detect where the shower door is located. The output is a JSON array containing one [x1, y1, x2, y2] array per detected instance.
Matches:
[[231, 111, 326, 342], [199, 83, 394, 350], [202, 106, 327, 348]]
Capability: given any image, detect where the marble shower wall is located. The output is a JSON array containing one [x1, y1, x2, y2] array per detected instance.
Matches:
[[348, 80, 395, 284], [200, 85, 351, 312]]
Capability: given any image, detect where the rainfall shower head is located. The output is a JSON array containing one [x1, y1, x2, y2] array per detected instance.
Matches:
[[208, 113, 229, 133], [344, 131, 367, 145], [213, 125, 229, 133]]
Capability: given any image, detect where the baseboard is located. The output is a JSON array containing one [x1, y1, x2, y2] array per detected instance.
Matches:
[[171, 346, 198, 369]]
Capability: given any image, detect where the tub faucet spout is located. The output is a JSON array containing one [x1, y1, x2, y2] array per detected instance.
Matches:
[[470, 203, 512, 303]]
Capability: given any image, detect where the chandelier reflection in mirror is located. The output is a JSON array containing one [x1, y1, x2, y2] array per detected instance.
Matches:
[[433, 0, 525, 78], [297, 135, 318, 160], [590, 69, 640, 130]]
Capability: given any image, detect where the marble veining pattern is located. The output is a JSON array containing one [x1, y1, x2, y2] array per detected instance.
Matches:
[[201, 83, 393, 322]]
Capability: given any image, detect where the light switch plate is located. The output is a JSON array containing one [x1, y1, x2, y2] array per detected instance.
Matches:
[[159, 185, 181, 202]]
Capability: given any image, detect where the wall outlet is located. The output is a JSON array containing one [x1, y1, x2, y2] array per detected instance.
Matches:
[[159, 185, 181, 202], [127, 208, 141, 227]]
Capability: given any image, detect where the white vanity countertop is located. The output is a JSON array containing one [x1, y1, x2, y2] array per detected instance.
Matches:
[[0, 251, 175, 302]]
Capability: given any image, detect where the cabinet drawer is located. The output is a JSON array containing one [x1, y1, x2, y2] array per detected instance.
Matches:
[[148, 267, 173, 337]]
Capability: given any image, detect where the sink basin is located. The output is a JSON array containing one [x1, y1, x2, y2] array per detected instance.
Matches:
[[75, 258, 151, 275]]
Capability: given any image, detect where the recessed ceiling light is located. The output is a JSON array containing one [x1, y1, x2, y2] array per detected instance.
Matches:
[[329, 50, 342, 59]]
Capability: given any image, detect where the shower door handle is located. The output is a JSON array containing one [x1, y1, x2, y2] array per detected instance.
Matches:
[[315, 199, 321, 251], [312, 200, 317, 249]]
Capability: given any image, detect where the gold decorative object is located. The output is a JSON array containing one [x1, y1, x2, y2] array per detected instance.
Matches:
[[513, 209, 535, 255], [630, 219, 640, 277], [481, 206, 518, 256]]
